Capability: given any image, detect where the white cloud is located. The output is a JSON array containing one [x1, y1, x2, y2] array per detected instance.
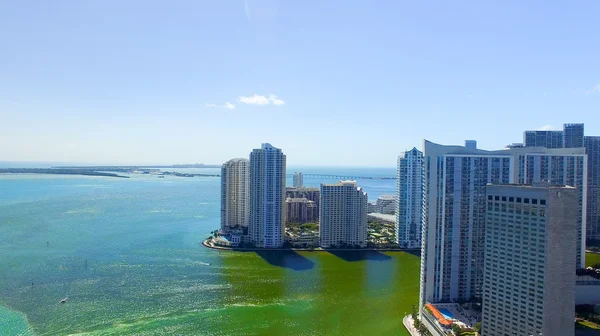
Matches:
[[586, 84, 600, 94], [205, 102, 235, 110], [239, 94, 270, 105], [238, 94, 285, 106], [269, 94, 285, 105], [538, 125, 556, 131]]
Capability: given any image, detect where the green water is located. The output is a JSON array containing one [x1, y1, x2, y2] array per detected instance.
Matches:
[[587, 252, 600, 268], [0, 173, 419, 335]]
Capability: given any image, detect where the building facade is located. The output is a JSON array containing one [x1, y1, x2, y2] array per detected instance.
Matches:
[[293, 172, 304, 188], [419, 140, 586, 312], [464, 140, 477, 150], [375, 194, 396, 214], [482, 184, 577, 336], [396, 147, 424, 249], [585, 136, 600, 241], [249, 143, 286, 248], [220, 158, 249, 231], [521, 123, 600, 242], [286, 187, 320, 218], [319, 180, 368, 248], [564, 123, 585, 148], [523, 130, 564, 148], [285, 197, 317, 224]]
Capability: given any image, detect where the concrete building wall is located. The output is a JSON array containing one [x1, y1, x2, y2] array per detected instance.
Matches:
[[482, 185, 577, 336]]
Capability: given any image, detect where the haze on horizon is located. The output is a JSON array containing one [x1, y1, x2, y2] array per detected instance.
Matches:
[[1, 1, 599, 167]]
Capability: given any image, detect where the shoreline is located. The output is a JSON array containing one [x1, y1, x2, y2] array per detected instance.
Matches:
[[201, 239, 420, 253]]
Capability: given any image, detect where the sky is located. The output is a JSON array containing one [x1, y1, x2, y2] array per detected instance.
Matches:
[[1, 1, 599, 167]]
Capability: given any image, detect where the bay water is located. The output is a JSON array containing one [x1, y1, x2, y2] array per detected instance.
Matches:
[[0, 168, 419, 335]]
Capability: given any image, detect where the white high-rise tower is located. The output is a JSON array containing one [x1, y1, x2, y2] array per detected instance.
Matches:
[[319, 180, 368, 248], [220, 158, 249, 231], [396, 147, 424, 249], [249, 143, 286, 248]]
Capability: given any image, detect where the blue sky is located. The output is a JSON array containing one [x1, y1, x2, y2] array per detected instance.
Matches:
[[1, 1, 599, 167]]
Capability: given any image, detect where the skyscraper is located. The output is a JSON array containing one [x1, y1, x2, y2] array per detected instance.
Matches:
[[293, 172, 304, 187], [396, 147, 424, 249], [319, 180, 368, 248], [483, 184, 577, 336], [419, 140, 586, 311], [521, 123, 599, 242], [564, 123, 584, 148], [220, 158, 249, 231], [464, 140, 477, 150], [249, 143, 286, 248], [585, 136, 600, 241], [523, 130, 564, 148]]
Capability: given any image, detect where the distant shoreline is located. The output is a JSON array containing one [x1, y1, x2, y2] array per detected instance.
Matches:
[[0, 168, 129, 178], [201, 239, 419, 253]]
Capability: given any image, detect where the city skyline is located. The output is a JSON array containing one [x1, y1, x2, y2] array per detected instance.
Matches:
[[2, 1, 600, 166]]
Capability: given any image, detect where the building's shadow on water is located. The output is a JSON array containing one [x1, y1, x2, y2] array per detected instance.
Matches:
[[325, 250, 392, 262], [404, 249, 421, 258], [254, 250, 315, 271]]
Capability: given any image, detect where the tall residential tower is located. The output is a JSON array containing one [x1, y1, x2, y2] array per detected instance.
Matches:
[[396, 147, 424, 249], [293, 172, 304, 188], [220, 158, 249, 231], [420, 140, 586, 311], [249, 143, 286, 248], [319, 181, 368, 248]]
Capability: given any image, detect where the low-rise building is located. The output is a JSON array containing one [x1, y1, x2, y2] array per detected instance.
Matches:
[[375, 194, 396, 214]]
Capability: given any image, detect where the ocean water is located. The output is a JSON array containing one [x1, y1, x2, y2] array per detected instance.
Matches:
[[0, 168, 419, 336]]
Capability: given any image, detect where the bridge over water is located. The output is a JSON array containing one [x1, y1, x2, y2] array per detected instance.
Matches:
[[287, 173, 396, 180]]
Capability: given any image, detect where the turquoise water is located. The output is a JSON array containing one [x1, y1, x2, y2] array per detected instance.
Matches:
[[0, 169, 418, 336]]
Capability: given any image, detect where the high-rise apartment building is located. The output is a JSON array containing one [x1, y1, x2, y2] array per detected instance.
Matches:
[[523, 130, 564, 148], [285, 198, 318, 224], [483, 184, 577, 336], [521, 123, 600, 242], [396, 147, 424, 249], [420, 140, 586, 311], [249, 143, 286, 248], [319, 180, 368, 248], [293, 172, 304, 188], [585, 136, 600, 241], [286, 187, 320, 218], [564, 123, 585, 148], [220, 158, 249, 231]]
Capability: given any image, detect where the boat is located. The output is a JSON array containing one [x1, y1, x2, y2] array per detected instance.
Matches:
[[60, 297, 68, 303]]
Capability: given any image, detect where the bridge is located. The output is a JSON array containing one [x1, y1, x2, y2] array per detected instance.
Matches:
[[287, 173, 396, 180]]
